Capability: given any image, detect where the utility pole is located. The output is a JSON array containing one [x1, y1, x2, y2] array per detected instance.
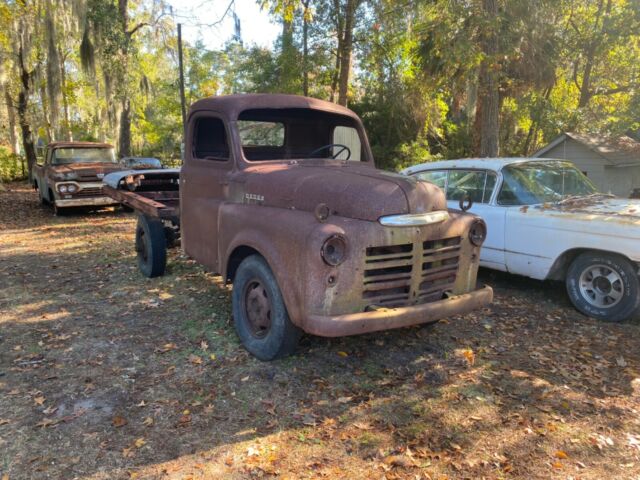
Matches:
[[177, 23, 187, 160]]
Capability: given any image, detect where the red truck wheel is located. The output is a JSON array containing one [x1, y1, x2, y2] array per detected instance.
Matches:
[[232, 255, 301, 360], [135, 215, 167, 278]]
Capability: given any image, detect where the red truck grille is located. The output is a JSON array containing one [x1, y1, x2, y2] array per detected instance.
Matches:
[[363, 237, 461, 308], [76, 187, 104, 197]]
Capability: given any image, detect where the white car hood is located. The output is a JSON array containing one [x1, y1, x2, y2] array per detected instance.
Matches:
[[534, 196, 640, 223]]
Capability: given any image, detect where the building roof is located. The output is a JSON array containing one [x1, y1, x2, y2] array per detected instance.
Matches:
[[190, 93, 360, 121], [533, 132, 640, 167], [402, 157, 571, 175]]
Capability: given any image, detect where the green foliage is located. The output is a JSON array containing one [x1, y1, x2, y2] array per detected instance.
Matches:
[[0, 147, 27, 182]]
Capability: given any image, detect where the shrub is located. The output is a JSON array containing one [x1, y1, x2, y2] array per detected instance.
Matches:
[[0, 146, 27, 182]]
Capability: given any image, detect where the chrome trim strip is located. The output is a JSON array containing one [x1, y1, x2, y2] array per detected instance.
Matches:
[[379, 211, 449, 227]]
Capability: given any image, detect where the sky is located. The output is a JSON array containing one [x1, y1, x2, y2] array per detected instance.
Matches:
[[167, 0, 280, 50]]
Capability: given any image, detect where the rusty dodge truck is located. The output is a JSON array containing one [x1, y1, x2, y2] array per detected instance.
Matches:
[[32, 141, 123, 215], [103, 94, 493, 360]]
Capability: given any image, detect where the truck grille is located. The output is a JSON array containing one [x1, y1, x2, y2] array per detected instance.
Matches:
[[76, 186, 104, 197], [363, 237, 461, 308]]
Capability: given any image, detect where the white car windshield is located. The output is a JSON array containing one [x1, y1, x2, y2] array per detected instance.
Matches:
[[498, 161, 598, 206], [52, 147, 116, 165]]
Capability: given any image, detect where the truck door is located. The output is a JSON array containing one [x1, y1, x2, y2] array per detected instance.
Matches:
[[180, 112, 232, 273]]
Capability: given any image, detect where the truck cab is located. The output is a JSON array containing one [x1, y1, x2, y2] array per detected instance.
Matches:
[[33, 141, 123, 215], [178, 94, 492, 359]]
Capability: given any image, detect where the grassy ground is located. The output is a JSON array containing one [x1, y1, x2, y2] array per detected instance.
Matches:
[[1, 182, 639, 480]]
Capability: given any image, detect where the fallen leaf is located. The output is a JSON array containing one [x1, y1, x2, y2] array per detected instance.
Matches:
[[555, 450, 568, 459], [0, 418, 10, 425], [337, 351, 348, 357], [134, 438, 146, 448], [143, 417, 154, 427], [189, 354, 203, 365], [462, 349, 475, 366], [616, 356, 627, 367], [200, 340, 209, 351], [136, 400, 146, 407], [155, 343, 177, 353], [241, 376, 249, 382], [122, 447, 135, 458], [552, 461, 563, 469], [337, 396, 353, 404], [34, 396, 46, 406], [112, 415, 128, 428]]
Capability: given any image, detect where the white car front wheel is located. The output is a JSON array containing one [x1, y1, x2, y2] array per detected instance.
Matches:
[[566, 252, 640, 322]]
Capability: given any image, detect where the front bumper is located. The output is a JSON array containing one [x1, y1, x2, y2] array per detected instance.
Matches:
[[55, 196, 118, 208], [303, 285, 493, 337]]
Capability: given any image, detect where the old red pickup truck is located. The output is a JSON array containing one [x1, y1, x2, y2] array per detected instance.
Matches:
[[32, 141, 123, 215], [104, 94, 493, 360]]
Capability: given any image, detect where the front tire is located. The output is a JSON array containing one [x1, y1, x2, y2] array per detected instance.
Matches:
[[232, 255, 301, 361], [135, 215, 167, 278], [566, 252, 640, 322]]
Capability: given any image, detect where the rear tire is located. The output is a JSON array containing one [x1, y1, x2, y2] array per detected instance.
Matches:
[[135, 215, 167, 278], [566, 251, 640, 322], [232, 255, 301, 361]]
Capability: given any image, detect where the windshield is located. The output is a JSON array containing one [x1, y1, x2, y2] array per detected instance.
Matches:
[[497, 161, 598, 206], [52, 147, 116, 165]]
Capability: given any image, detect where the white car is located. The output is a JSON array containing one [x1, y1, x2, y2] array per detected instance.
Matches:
[[402, 158, 640, 322]]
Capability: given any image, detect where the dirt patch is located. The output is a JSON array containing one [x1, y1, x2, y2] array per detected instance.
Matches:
[[1, 182, 639, 479]]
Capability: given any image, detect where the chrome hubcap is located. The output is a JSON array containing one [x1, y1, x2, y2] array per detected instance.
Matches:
[[579, 264, 624, 308]]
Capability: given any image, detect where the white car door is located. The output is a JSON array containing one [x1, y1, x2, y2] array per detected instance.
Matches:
[[413, 169, 507, 271]]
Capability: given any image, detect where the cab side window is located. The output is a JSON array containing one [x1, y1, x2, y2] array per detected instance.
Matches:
[[193, 117, 229, 161]]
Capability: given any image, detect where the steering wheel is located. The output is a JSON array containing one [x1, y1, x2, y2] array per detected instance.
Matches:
[[307, 143, 351, 160]]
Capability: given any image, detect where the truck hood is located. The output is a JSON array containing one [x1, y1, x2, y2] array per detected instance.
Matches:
[[49, 162, 123, 180], [235, 162, 446, 222]]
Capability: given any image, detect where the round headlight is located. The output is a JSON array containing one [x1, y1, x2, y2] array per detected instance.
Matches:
[[321, 235, 347, 266], [58, 184, 68, 193], [67, 184, 78, 193], [469, 219, 487, 246]]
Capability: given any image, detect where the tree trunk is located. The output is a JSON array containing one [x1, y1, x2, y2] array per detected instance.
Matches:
[[5, 89, 20, 154], [473, 0, 499, 157], [302, 0, 310, 97], [577, 0, 611, 109], [59, 49, 73, 140], [17, 47, 37, 177], [118, 99, 131, 156], [330, 0, 343, 103], [337, 0, 358, 107]]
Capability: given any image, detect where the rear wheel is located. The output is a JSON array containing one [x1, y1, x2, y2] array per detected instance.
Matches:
[[566, 251, 640, 322], [135, 215, 167, 278], [232, 255, 301, 361]]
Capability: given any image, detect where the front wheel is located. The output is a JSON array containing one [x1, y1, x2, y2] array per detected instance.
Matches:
[[135, 215, 167, 278], [232, 255, 301, 361], [566, 252, 640, 322]]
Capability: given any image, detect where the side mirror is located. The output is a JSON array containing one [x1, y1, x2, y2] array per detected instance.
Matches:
[[459, 194, 473, 212]]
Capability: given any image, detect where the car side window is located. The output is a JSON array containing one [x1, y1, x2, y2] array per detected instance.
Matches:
[[414, 170, 447, 189], [193, 117, 229, 161], [446, 170, 496, 204]]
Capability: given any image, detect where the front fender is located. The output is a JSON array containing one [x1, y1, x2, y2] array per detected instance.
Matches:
[[218, 203, 319, 326]]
